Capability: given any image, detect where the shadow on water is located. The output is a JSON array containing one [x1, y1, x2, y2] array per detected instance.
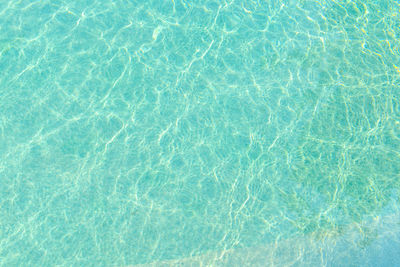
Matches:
[[134, 192, 400, 266]]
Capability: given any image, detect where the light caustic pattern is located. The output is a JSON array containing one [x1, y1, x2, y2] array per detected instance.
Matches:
[[0, 0, 399, 266]]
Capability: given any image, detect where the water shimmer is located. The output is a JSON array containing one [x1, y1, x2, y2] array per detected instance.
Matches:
[[0, 0, 399, 266]]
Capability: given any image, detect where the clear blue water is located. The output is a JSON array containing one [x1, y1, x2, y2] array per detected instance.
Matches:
[[0, 0, 399, 266]]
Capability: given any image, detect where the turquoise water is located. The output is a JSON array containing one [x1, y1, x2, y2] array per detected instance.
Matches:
[[1, 0, 400, 266]]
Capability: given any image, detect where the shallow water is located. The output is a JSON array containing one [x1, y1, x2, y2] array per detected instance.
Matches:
[[0, 0, 399, 266]]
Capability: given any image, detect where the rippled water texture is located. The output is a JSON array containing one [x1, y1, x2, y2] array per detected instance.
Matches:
[[1, 0, 400, 266]]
